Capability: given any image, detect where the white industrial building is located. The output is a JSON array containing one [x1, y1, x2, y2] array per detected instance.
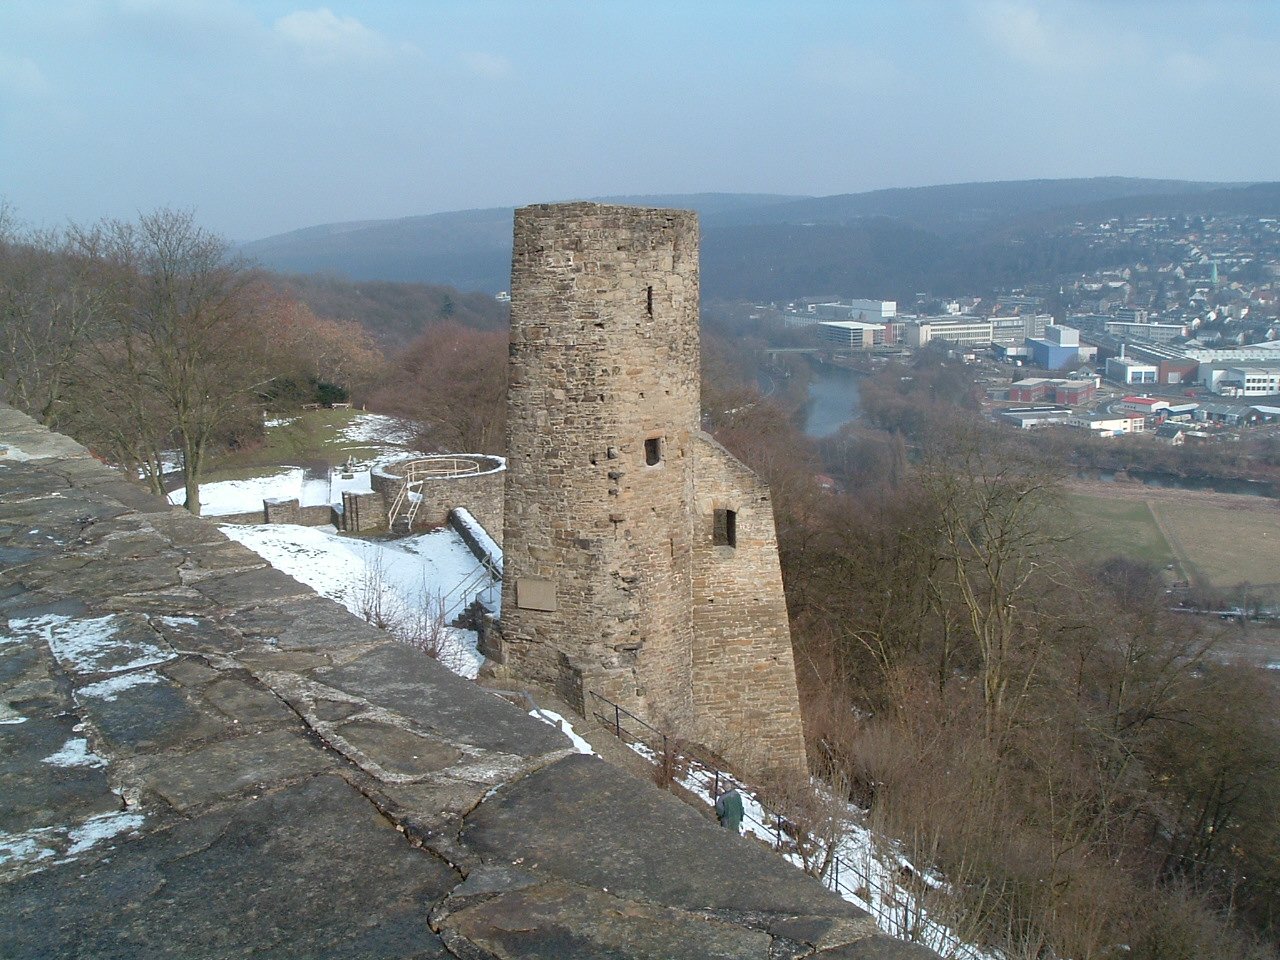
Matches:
[[904, 314, 1050, 349], [1105, 355, 1159, 385], [819, 320, 885, 350], [810, 300, 897, 321], [1067, 414, 1147, 437]]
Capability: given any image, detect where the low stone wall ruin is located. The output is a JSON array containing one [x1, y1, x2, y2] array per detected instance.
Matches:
[[373, 454, 505, 545]]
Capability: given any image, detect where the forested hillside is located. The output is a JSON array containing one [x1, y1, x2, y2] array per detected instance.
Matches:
[[239, 178, 1267, 300], [268, 272, 508, 348]]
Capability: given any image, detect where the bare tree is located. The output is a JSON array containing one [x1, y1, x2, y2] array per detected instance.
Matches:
[[918, 427, 1067, 740], [101, 209, 270, 515], [0, 218, 116, 428]]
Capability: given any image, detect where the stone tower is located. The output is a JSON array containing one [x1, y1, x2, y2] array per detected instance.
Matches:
[[498, 202, 805, 773]]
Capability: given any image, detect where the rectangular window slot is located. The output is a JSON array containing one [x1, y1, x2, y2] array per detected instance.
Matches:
[[644, 437, 662, 466], [713, 509, 737, 548], [646, 285, 654, 316]]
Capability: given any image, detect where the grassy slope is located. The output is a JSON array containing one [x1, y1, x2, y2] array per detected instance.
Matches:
[[204, 409, 386, 482]]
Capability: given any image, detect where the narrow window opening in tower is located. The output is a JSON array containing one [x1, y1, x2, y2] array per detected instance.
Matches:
[[713, 508, 737, 548], [646, 285, 654, 316], [644, 437, 662, 466]]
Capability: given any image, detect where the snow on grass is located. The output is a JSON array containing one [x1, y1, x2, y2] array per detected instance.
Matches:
[[42, 737, 108, 769], [172, 465, 384, 517], [219, 523, 490, 679], [10, 614, 171, 676], [169, 467, 303, 515], [77, 670, 163, 702], [341, 413, 418, 446], [529, 710, 595, 755]]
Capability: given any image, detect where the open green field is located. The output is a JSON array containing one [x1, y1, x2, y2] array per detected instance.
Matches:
[[1151, 499, 1280, 595], [1061, 493, 1176, 570], [1063, 486, 1280, 598]]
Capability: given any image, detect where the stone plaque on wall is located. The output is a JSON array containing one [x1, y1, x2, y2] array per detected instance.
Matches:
[[516, 578, 557, 612]]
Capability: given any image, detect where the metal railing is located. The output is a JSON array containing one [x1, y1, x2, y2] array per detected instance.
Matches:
[[585, 690, 926, 943], [386, 457, 487, 530]]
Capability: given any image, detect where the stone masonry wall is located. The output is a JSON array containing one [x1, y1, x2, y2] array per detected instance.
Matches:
[[372, 459, 505, 544], [500, 202, 807, 774], [502, 203, 700, 726], [690, 433, 807, 770]]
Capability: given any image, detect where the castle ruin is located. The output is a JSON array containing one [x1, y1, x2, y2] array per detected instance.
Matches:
[[495, 202, 806, 773]]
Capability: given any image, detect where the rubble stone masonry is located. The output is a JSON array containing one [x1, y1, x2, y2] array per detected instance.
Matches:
[[499, 202, 806, 773]]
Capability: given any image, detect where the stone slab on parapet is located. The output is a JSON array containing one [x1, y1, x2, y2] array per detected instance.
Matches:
[[0, 404, 939, 960]]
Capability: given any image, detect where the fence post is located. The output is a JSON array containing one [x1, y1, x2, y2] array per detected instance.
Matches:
[[614, 703, 621, 738], [713, 770, 720, 799]]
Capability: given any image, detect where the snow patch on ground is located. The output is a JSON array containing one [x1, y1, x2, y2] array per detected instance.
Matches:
[[219, 523, 489, 679], [0, 810, 146, 875], [0, 443, 33, 461], [42, 737, 108, 769], [0, 835, 55, 867], [172, 466, 385, 517], [65, 811, 145, 856], [341, 413, 418, 446], [77, 670, 163, 702], [11, 614, 171, 675], [529, 710, 595, 755]]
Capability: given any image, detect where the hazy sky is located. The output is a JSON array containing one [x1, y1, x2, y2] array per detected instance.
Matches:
[[3, 0, 1278, 242]]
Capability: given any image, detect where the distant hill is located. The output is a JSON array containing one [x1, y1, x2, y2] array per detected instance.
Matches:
[[243, 179, 1269, 301], [699, 177, 1229, 233]]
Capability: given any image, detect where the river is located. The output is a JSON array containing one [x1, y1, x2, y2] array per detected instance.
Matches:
[[803, 362, 864, 438]]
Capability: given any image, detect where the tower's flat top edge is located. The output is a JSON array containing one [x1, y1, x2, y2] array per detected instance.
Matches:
[[516, 201, 697, 220]]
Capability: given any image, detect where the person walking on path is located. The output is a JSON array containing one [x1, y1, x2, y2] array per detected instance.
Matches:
[[715, 787, 744, 834]]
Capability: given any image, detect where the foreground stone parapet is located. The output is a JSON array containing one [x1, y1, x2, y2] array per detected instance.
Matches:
[[0, 404, 937, 959]]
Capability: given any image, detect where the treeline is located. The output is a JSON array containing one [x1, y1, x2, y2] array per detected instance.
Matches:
[[0, 207, 383, 514], [0, 206, 519, 501], [274, 272, 508, 349], [709, 349, 1280, 958]]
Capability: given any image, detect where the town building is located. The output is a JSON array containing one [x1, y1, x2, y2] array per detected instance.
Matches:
[[1066, 413, 1146, 437], [1008, 377, 1096, 405], [1197, 359, 1280, 395], [999, 405, 1073, 429], [905, 314, 1050, 349], [1118, 396, 1171, 416], [811, 299, 897, 321], [1106, 355, 1159, 385], [818, 319, 885, 350], [1104, 319, 1189, 342], [1027, 324, 1081, 370]]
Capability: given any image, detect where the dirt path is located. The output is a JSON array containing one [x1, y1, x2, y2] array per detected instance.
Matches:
[[1144, 497, 1198, 587]]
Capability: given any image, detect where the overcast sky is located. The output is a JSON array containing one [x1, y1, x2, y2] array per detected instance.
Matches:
[[2, 0, 1278, 242]]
